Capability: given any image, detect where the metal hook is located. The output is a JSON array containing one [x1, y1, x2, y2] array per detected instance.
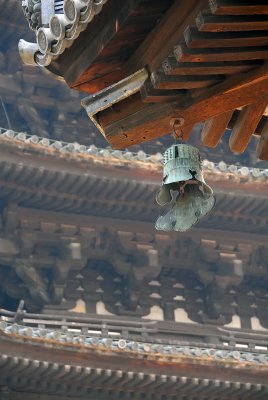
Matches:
[[171, 118, 185, 142]]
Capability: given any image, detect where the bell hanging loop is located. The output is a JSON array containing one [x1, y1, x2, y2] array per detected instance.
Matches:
[[172, 117, 185, 142]]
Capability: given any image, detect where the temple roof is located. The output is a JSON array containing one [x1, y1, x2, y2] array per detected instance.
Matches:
[[0, 127, 266, 319], [0, 308, 268, 399], [0, 127, 267, 234], [18, 0, 268, 159], [0, 0, 264, 166]]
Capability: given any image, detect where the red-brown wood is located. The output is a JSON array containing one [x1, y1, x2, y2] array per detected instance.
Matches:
[[185, 28, 268, 49], [201, 111, 234, 147], [125, 0, 207, 74], [197, 13, 268, 32], [209, 0, 268, 15], [229, 100, 268, 153], [58, 0, 171, 90], [100, 63, 268, 148], [256, 119, 268, 161], [162, 59, 260, 76], [175, 43, 268, 63], [151, 71, 221, 90]]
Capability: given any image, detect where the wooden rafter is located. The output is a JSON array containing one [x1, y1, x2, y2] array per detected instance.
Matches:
[[201, 111, 234, 148], [257, 119, 268, 160], [229, 100, 268, 153], [48, 0, 268, 159], [125, 0, 207, 74], [150, 71, 221, 90], [188, 62, 268, 121], [209, 0, 268, 16], [95, 63, 268, 148], [163, 59, 260, 76], [197, 12, 268, 32], [58, 0, 141, 87], [140, 82, 187, 103], [175, 43, 268, 63], [185, 28, 268, 49]]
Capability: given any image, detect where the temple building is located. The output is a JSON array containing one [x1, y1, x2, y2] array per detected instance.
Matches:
[[0, 0, 267, 399], [18, 0, 268, 159]]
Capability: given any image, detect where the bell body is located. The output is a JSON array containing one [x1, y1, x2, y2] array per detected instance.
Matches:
[[156, 144, 215, 232], [163, 144, 212, 192]]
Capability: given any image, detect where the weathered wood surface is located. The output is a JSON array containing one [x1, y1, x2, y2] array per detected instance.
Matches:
[[125, 0, 207, 74], [100, 63, 268, 148], [186, 63, 268, 120], [151, 71, 221, 90], [60, 0, 140, 88], [175, 43, 268, 63], [140, 82, 187, 103], [80, 0, 268, 157], [162, 59, 260, 76], [58, 0, 174, 91], [201, 111, 234, 147], [229, 100, 268, 153], [1, 199, 268, 331], [197, 13, 268, 32], [257, 119, 268, 160], [16, 0, 268, 158], [185, 28, 268, 48], [209, 0, 268, 16]]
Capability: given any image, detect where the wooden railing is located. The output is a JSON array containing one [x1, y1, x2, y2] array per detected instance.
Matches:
[[1, 304, 267, 351]]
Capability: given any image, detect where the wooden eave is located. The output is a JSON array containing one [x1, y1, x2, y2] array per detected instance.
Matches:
[[0, 134, 267, 234], [0, 325, 268, 399], [50, 0, 268, 160]]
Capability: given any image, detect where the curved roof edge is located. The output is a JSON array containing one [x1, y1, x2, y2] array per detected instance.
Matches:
[[0, 127, 267, 186], [19, 0, 108, 67], [1, 319, 267, 367]]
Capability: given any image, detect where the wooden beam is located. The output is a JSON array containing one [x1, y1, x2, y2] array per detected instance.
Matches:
[[162, 58, 260, 76], [140, 81, 192, 104], [150, 71, 221, 90], [59, 0, 140, 87], [102, 63, 268, 148], [209, 0, 268, 15], [75, 70, 127, 93], [197, 13, 268, 32], [201, 111, 234, 147], [95, 92, 148, 129], [229, 111, 268, 136], [257, 119, 268, 161], [100, 100, 177, 147], [125, 0, 207, 74], [97, 91, 179, 129], [229, 100, 268, 153], [189, 62, 268, 122], [185, 28, 268, 49], [175, 43, 268, 63]]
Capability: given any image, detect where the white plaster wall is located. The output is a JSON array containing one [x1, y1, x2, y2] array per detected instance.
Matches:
[[142, 305, 164, 321], [96, 300, 114, 316], [251, 316, 268, 331], [69, 299, 86, 314], [224, 314, 241, 329], [174, 308, 197, 324]]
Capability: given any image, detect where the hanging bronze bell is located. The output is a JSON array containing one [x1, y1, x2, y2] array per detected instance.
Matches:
[[155, 144, 215, 232]]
